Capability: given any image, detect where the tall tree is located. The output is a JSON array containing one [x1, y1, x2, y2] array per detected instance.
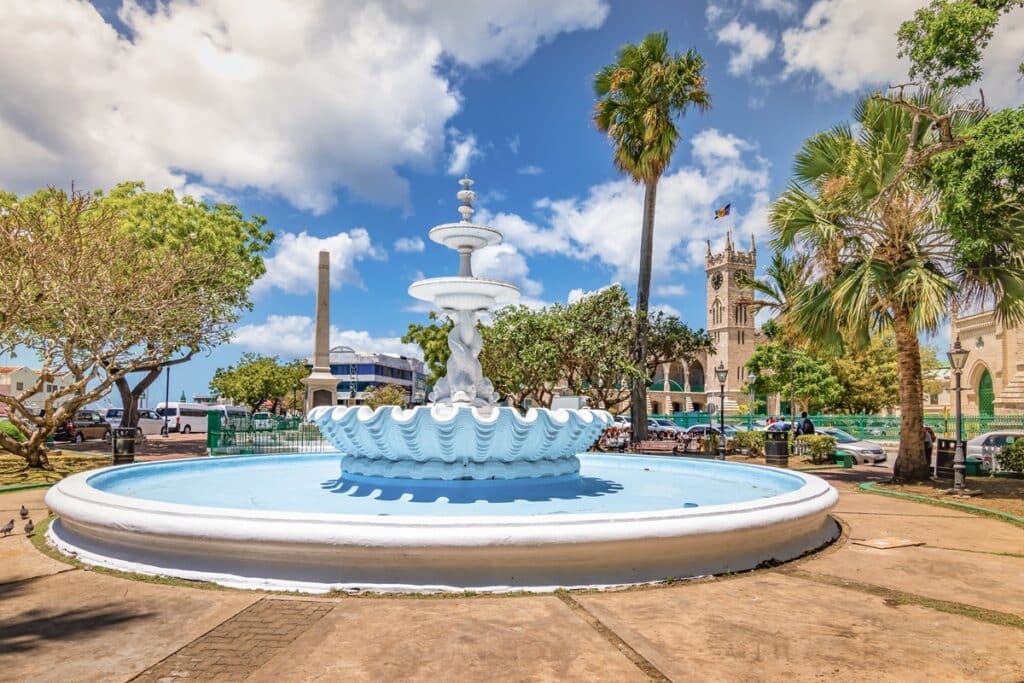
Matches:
[[100, 183, 273, 428], [209, 354, 305, 413], [593, 31, 710, 440], [746, 343, 843, 414], [770, 93, 1024, 482], [0, 187, 246, 467], [401, 312, 453, 387]]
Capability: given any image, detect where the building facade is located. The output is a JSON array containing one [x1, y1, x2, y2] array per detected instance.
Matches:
[[950, 309, 1024, 415], [648, 233, 761, 416], [0, 366, 74, 415], [313, 347, 427, 407]]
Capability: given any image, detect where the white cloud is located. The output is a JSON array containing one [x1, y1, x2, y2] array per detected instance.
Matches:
[[473, 243, 544, 298], [446, 129, 481, 176], [0, 0, 607, 212], [232, 314, 421, 359], [517, 165, 544, 175], [654, 284, 687, 297], [476, 128, 770, 285], [781, 0, 1024, 106], [393, 237, 425, 253], [653, 302, 682, 317], [751, 0, 797, 15], [567, 283, 618, 304], [716, 20, 775, 76], [254, 228, 383, 295], [507, 136, 521, 154]]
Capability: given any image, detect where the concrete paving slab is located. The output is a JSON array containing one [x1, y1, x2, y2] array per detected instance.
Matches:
[[0, 569, 257, 683], [248, 596, 647, 683], [578, 573, 1024, 683], [0, 489, 68, 584], [798, 542, 1024, 615], [833, 491, 1024, 555]]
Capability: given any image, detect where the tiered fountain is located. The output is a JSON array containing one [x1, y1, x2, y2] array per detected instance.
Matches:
[[45, 178, 839, 593]]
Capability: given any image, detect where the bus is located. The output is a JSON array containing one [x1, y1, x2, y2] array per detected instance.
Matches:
[[155, 402, 209, 434]]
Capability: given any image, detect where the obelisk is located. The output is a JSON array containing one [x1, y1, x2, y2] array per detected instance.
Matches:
[[302, 251, 339, 412]]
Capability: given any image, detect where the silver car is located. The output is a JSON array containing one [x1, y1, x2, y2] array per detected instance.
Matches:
[[819, 427, 887, 464], [965, 430, 1024, 472]]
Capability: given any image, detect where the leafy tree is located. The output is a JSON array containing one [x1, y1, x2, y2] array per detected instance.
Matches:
[[594, 31, 710, 440], [770, 93, 1024, 482], [0, 187, 253, 467], [746, 343, 842, 414], [898, 0, 1023, 90], [646, 311, 715, 380], [363, 384, 408, 410], [209, 354, 305, 414], [401, 311, 453, 386], [920, 345, 947, 402], [829, 334, 901, 414], [480, 305, 563, 409]]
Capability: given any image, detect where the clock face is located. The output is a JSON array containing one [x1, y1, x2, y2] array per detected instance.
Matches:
[[711, 272, 723, 290], [733, 269, 748, 284]]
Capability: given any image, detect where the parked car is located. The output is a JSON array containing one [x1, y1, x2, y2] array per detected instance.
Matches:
[[612, 415, 631, 429], [683, 424, 739, 438], [251, 412, 276, 430], [100, 408, 166, 436], [651, 418, 682, 436], [818, 427, 887, 464], [965, 430, 1024, 472], [154, 402, 209, 434], [53, 409, 111, 443]]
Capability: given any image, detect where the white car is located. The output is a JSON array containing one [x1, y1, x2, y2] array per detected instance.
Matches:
[[102, 408, 167, 436], [251, 412, 276, 430], [965, 430, 1024, 472], [819, 427, 887, 464]]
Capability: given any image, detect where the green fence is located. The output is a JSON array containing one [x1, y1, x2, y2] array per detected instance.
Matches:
[[650, 412, 1024, 441], [207, 412, 333, 456]]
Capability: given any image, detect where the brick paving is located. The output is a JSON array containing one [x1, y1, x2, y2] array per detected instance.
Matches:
[[131, 599, 334, 682]]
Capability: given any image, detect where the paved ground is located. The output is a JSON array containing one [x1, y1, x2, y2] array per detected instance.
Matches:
[[56, 431, 208, 461], [1, 469, 1021, 683]]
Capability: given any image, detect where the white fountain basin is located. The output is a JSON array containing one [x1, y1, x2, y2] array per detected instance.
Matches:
[[408, 276, 520, 310], [429, 223, 503, 250], [309, 405, 611, 479], [45, 453, 839, 593]]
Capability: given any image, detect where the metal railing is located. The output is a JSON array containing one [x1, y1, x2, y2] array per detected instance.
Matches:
[[649, 412, 1024, 441], [207, 412, 334, 456]]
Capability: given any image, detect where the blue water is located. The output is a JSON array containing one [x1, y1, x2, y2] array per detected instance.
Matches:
[[87, 453, 805, 517]]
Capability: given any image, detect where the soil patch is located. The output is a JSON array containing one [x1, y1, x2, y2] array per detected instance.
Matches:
[[876, 477, 1024, 518]]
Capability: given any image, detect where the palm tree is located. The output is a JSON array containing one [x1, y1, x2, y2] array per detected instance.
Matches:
[[594, 32, 710, 440], [737, 250, 812, 344], [770, 91, 1022, 482]]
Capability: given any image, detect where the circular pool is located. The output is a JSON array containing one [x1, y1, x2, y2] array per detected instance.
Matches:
[[46, 453, 838, 593]]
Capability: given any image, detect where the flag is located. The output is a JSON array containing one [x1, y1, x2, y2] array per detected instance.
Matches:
[[714, 203, 731, 219]]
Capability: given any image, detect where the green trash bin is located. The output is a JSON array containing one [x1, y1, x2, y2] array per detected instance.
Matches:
[[965, 459, 981, 476], [835, 451, 853, 468]]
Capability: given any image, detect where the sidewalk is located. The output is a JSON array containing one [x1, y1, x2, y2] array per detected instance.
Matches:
[[1, 470, 1021, 682]]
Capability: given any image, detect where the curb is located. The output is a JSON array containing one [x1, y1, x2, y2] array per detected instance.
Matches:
[[0, 482, 55, 494], [858, 482, 1024, 527], [794, 464, 845, 471]]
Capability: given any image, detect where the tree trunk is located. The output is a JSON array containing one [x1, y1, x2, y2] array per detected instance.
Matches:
[[630, 178, 659, 442], [893, 308, 929, 482], [116, 359, 189, 428]]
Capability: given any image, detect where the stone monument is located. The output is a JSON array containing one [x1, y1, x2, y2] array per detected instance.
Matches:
[[302, 251, 339, 411]]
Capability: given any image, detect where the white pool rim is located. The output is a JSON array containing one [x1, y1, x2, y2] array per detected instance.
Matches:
[[45, 454, 839, 593]]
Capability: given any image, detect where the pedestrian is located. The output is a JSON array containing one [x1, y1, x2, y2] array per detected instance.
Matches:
[[923, 425, 935, 467], [799, 411, 815, 435]]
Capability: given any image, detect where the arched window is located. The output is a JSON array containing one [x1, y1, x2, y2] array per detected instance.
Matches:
[[978, 369, 995, 417]]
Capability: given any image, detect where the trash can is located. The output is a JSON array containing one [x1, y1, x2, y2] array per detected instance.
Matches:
[[112, 427, 136, 464], [835, 451, 853, 468], [765, 430, 789, 467], [965, 459, 981, 476]]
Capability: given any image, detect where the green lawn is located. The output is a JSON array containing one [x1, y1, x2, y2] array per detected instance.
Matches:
[[0, 451, 112, 488]]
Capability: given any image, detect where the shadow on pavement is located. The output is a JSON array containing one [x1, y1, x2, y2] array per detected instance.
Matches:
[[0, 598, 154, 655]]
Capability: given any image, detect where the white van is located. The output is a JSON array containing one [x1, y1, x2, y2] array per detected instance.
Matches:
[[207, 404, 249, 422], [155, 402, 209, 434]]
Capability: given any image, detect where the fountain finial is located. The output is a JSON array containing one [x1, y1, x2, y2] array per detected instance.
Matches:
[[457, 175, 476, 223]]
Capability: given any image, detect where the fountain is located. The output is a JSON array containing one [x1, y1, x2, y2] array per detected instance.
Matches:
[[44, 178, 839, 593]]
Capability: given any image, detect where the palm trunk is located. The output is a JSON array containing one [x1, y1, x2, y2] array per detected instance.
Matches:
[[893, 307, 928, 482], [630, 178, 659, 442]]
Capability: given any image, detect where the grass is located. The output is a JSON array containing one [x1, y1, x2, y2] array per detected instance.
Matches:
[[873, 476, 1024, 519], [0, 451, 112, 488]]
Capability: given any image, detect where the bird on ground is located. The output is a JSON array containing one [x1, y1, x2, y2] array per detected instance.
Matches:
[[24, 519, 34, 535], [1, 519, 13, 536], [19, 505, 29, 520]]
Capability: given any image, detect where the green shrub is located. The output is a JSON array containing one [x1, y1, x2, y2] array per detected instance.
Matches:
[[795, 434, 837, 464], [734, 430, 765, 455], [0, 419, 27, 444], [997, 440, 1024, 474]]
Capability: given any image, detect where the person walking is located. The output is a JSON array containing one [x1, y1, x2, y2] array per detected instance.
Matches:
[[799, 411, 815, 435], [923, 424, 935, 469]]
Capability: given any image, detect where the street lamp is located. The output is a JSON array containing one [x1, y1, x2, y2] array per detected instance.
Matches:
[[747, 369, 758, 430], [162, 366, 170, 438], [715, 361, 729, 460], [947, 335, 970, 491]]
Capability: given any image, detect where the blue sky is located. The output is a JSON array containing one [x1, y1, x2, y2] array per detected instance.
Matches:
[[1, 0, 1022, 405]]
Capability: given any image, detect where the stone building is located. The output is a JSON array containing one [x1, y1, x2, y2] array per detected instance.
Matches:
[[950, 309, 1024, 416], [648, 232, 762, 416], [0, 366, 74, 415]]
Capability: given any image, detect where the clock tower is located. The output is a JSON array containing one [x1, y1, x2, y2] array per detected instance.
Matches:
[[705, 231, 758, 412]]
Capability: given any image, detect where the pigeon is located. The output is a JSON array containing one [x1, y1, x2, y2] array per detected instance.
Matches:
[[19, 505, 29, 520], [1, 519, 13, 536], [24, 519, 34, 535]]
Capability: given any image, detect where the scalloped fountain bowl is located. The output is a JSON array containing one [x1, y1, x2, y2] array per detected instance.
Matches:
[[44, 449, 839, 593], [308, 405, 610, 479]]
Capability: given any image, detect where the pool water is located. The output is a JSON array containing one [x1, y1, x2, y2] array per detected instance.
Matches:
[[87, 453, 806, 517]]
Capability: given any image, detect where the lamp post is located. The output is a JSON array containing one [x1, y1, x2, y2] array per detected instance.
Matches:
[[947, 335, 970, 491], [747, 369, 757, 431], [162, 366, 170, 437], [715, 361, 729, 460]]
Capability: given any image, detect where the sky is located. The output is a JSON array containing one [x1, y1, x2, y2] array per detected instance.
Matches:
[[1, 0, 1022, 405]]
